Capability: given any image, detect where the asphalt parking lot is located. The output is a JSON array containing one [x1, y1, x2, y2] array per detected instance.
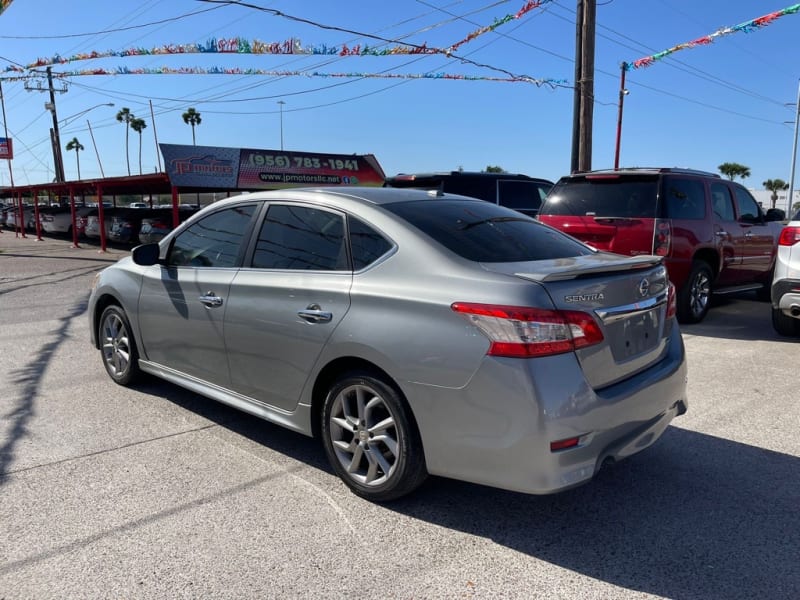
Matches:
[[1, 232, 798, 599]]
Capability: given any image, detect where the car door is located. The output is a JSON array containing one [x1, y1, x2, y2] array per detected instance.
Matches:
[[137, 204, 258, 386], [224, 203, 353, 412], [709, 181, 742, 286], [732, 184, 774, 278]]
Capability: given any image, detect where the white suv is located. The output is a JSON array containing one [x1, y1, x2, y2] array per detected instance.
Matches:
[[772, 219, 800, 336]]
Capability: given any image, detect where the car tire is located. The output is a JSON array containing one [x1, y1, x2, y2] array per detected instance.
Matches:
[[98, 305, 141, 386], [321, 371, 427, 502], [677, 261, 713, 324], [772, 306, 800, 337]]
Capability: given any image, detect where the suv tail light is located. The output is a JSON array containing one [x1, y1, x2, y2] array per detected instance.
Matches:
[[451, 303, 604, 358], [778, 226, 800, 246], [652, 219, 672, 256]]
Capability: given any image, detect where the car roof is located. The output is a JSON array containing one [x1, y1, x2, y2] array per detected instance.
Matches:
[[206, 186, 460, 210], [385, 171, 552, 184]]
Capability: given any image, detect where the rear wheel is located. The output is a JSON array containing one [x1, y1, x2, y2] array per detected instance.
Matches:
[[677, 261, 713, 324], [321, 371, 427, 502], [98, 305, 141, 385], [772, 306, 800, 337]]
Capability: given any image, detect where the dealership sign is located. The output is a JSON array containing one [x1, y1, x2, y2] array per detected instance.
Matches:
[[0, 137, 13, 159], [160, 143, 385, 190]]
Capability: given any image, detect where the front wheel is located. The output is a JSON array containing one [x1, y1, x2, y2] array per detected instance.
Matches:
[[321, 371, 427, 502], [677, 261, 713, 324], [98, 305, 141, 385]]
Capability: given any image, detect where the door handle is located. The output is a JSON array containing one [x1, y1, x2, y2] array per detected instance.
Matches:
[[745, 231, 753, 238], [199, 292, 224, 307], [715, 231, 728, 237], [298, 303, 333, 323]]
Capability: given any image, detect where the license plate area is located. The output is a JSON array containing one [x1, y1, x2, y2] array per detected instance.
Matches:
[[605, 307, 662, 360]]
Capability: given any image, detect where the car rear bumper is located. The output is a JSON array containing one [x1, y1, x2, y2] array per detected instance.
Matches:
[[405, 330, 688, 495], [772, 278, 800, 318]]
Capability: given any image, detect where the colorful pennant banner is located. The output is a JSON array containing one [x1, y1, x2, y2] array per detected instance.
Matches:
[[626, 3, 800, 70], [42, 65, 564, 87], [0, 0, 14, 16], [5, 1, 552, 71]]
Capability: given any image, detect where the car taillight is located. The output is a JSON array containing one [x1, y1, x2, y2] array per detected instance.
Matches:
[[666, 282, 677, 320], [778, 226, 800, 246], [451, 303, 604, 358], [652, 219, 671, 256]]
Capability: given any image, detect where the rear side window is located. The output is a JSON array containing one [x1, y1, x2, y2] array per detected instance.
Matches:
[[663, 177, 706, 220], [498, 180, 551, 212], [385, 200, 593, 262], [349, 217, 393, 270], [541, 177, 658, 218], [252, 205, 347, 271]]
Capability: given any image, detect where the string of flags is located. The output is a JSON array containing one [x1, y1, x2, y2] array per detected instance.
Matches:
[[4, 1, 552, 72], [28, 65, 565, 87], [626, 3, 800, 70]]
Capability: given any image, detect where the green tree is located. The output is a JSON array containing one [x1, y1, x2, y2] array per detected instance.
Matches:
[[65, 137, 84, 180], [483, 165, 506, 173], [182, 107, 202, 145], [130, 117, 147, 176], [762, 178, 789, 209], [718, 162, 751, 181], [116, 107, 135, 176]]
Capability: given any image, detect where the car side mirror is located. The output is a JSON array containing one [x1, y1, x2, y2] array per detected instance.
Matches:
[[131, 243, 161, 266]]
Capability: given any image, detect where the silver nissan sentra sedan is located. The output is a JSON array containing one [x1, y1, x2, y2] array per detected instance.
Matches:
[[89, 187, 688, 502]]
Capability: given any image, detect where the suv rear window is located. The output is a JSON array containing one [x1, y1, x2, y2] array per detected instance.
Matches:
[[385, 199, 593, 262], [541, 176, 659, 218]]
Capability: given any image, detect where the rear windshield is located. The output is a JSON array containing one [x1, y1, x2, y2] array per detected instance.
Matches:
[[385, 199, 593, 262], [541, 176, 659, 218]]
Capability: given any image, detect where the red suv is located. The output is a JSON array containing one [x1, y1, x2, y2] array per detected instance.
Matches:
[[538, 168, 784, 323]]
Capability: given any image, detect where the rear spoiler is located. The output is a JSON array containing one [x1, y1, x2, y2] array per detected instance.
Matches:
[[516, 254, 663, 282]]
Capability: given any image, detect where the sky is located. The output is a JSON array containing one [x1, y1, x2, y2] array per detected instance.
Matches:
[[1, 0, 799, 212]]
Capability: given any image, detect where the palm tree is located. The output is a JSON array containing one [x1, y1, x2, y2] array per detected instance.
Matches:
[[718, 162, 751, 181], [130, 117, 147, 176], [116, 107, 135, 176], [65, 137, 84, 180], [762, 178, 789, 209], [182, 107, 202, 145]]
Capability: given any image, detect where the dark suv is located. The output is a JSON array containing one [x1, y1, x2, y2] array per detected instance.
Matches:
[[538, 168, 785, 323], [384, 171, 553, 217]]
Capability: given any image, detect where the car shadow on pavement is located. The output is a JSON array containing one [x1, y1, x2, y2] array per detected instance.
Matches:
[[138, 378, 799, 599], [391, 426, 799, 600], [682, 292, 799, 343]]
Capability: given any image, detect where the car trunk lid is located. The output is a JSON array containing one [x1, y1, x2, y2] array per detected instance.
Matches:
[[483, 253, 674, 389]]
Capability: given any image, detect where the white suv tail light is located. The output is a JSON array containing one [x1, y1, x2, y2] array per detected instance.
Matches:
[[779, 226, 800, 246], [451, 303, 604, 358]]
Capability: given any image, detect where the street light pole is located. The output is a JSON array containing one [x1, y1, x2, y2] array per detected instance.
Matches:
[[788, 79, 800, 219], [278, 100, 285, 150], [59, 102, 114, 128]]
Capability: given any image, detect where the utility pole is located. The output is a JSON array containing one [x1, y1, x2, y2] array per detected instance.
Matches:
[[33, 67, 67, 182], [570, 0, 596, 173], [788, 79, 800, 219]]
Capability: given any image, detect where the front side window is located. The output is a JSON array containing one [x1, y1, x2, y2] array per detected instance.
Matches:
[[252, 205, 347, 270], [663, 177, 706, 220], [167, 205, 256, 268], [733, 185, 761, 222]]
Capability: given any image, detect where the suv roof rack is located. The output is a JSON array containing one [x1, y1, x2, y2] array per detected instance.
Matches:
[[574, 167, 720, 178]]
